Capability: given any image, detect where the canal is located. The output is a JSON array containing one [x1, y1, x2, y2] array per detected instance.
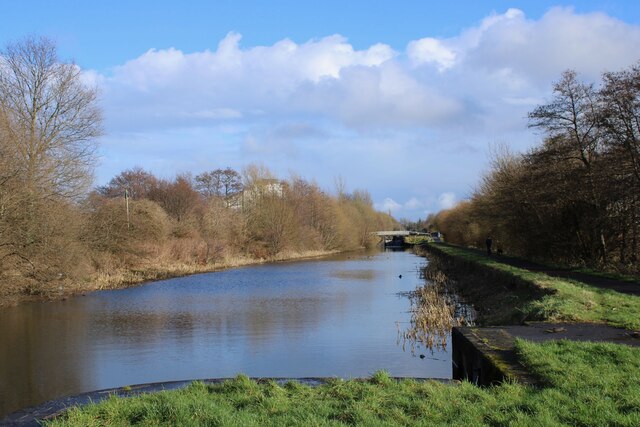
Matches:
[[0, 249, 451, 417]]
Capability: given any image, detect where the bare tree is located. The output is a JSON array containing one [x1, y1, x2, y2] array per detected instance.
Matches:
[[194, 170, 222, 198], [0, 37, 102, 287], [528, 70, 607, 261], [194, 168, 243, 206], [148, 174, 200, 222], [0, 36, 102, 199], [97, 166, 158, 200], [600, 63, 640, 262], [600, 63, 640, 185], [220, 168, 243, 207], [528, 70, 600, 166]]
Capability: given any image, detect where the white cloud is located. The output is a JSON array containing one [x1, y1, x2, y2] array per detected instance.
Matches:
[[373, 196, 435, 219], [376, 197, 402, 213], [404, 197, 424, 210], [461, 7, 640, 83], [438, 192, 457, 210], [96, 7, 640, 136], [89, 8, 640, 220], [407, 37, 456, 71], [185, 108, 242, 119]]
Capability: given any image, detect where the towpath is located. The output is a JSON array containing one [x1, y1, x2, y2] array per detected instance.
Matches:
[[445, 244, 640, 296]]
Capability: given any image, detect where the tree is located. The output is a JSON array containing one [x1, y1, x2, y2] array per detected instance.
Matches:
[[0, 36, 102, 285], [219, 168, 243, 207], [0, 36, 102, 199], [599, 63, 640, 262], [195, 168, 243, 207], [194, 170, 222, 198], [148, 174, 200, 222], [97, 167, 159, 200], [600, 63, 640, 185], [528, 70, 607, 262], [528, 70, 600, 168]]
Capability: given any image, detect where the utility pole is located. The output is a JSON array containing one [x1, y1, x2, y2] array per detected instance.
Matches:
[[125, 189, 130, 230]]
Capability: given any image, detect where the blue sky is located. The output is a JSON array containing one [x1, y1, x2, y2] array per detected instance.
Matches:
[[2, 1, 640, 219]]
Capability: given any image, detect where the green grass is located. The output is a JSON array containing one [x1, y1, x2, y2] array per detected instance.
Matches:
[[471, 250, 639, 283], [48, 340, 640, 426], [429, 243, 640, 330], [571, 267, 639, 283]]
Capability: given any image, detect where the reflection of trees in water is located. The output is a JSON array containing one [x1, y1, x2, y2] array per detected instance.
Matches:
[[0, 302, 93, 417], [330, 269, 376, 281], [398, 262, 474, 354], [87, 292, 354, 350]]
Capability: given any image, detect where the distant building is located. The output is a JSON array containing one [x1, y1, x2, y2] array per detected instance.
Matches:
[[233, 178, 286, 209]]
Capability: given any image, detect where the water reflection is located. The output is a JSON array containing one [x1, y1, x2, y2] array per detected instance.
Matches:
[[330, 270, 377, 280], [0, 250, 451, 417]]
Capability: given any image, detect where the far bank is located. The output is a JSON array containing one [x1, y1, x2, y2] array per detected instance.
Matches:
[[0, 249, 342, 308]]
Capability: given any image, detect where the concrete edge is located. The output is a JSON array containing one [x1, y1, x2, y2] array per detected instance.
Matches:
[[452, 326, 538, 387]]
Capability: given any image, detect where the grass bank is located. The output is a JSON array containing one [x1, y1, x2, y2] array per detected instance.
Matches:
[[0, 249, 338, 308], [48, 340, 640, 426], [422, 243, 640, 330]]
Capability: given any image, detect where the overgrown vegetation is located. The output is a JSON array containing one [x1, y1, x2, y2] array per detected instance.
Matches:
[[425, 243, 640, 330], [0, 37, 396, 306], [49, 339, 640, 426], [428, 64, 640, 275], [399, 266, 467, 353]]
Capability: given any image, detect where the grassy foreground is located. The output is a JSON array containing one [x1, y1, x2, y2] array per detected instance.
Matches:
[[428, 243, 640, 330], [49, 340, 640, 426]]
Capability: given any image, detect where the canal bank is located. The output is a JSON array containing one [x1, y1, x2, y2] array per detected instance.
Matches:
[[0, 249, 342, 309], [418, 242, 640, 387]]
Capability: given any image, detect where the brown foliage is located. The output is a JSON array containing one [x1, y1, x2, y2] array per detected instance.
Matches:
[[432, 63, 640, 272], [97, 167, 159, 200], [85, 196, 169, 261]]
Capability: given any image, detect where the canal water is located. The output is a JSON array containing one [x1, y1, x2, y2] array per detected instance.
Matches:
[[0, 249, 451, 417]]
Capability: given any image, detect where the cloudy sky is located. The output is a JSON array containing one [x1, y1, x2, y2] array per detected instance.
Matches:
[[2, 1, 639, 219]]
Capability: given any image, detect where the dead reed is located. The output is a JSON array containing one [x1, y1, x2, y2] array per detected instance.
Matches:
[[398, 263, 469, 353]]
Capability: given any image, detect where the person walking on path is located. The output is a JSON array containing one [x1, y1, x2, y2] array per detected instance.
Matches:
[[486, 237, 493, 255]]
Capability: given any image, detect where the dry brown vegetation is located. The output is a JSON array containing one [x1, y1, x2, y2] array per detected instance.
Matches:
[[398, 265, 466, 353], [429, 64, 640, 274], [0, 37, 396, 307]]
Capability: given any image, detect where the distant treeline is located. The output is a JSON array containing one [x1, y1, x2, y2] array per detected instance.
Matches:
[[89, 164, 395, 263], [430, 63, 640, 273], [0, 36, 395, 300]]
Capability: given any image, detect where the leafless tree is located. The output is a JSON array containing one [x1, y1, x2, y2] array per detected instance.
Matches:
[[195, 168, 243, 207], [528, 70, 600, 167], [0, 36, 102, 199], [528, 70, 608, 261], [600, 63, 640, 262], [97, 166, 159, 200], [600, 63, 640, 185], [148, 174, 199, 222], [194, 170, 222, 198], [0, 37, 102, 287]]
